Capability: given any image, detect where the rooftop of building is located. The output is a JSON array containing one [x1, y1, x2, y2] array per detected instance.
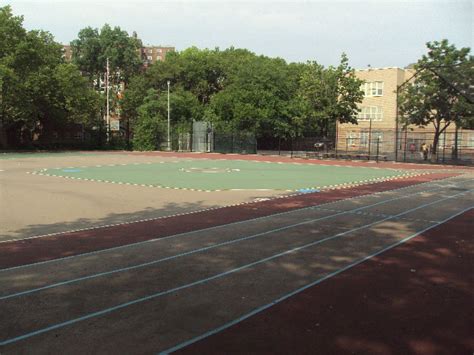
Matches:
[[356, 67, 407, 72]]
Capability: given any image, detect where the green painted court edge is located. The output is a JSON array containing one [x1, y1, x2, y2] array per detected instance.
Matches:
[[34, 160, 419, 192]]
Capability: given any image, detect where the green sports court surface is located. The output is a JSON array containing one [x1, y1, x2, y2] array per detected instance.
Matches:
[[38, 159, 412, 191]]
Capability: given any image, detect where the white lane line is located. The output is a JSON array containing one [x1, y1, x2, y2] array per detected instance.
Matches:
[[0, 191, 471, 347], [1, 177, 469, 274], [1, 187, 470, 300], [159, 204, 473, 354], [0, 179, 463, 273], [1, 173, 459, 244]]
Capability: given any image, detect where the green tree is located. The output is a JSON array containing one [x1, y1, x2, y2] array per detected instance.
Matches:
[[0, 6, 101, 148], [399, 40, 473, 161], [132, 87, 202, 150], [207, 54, 303, 140], [132, 89, 165, 150], [299, 53, 364, 137], [71, 24, 142, 88]]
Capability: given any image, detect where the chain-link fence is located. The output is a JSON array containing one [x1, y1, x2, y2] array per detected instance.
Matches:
[[167, 122, 257, 154], [257, 136, 335, 157], [337, 137, 385, 161], [213, 131, 257, 154], [337, 127, 474, 164], [396, 128, 474, 164]]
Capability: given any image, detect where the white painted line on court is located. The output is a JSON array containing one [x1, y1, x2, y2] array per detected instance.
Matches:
[[1, 176, 468, 275], [0, 192, 471, 347], [0, 178, 461, 272], [0, 201, 443, 300], [8, 171, 434, 244], [1, 187, 470, 301], [159, 204, 473, 355]]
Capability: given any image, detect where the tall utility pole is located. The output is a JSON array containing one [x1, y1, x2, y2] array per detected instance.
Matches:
[[106, 57, 110, 144], [167, 80, 171, 151]]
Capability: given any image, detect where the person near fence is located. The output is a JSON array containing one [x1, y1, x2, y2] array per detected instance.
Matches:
[[409, 143, 416, 155], [420, 143, 429, 161]]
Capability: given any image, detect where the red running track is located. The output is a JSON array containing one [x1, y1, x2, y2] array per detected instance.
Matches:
[[175, 209, 474, 355], [0, 173, 457, 269]]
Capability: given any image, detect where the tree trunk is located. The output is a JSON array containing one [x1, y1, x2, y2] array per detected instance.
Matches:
[[431, 133, 439, 163], [453, 124, 459, 160]]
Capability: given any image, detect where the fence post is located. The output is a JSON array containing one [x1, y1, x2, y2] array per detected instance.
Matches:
[[231, 131, 235, 153], [458, 132, 462, 162], [290, 137, 293, 158], [442, 129, 446, 163], [376, 137, 380, 163], [368, 119, 372, 160], [403, 127, 408, 162]]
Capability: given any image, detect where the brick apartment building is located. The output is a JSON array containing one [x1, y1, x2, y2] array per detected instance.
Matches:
[[140, 45, 175, 66], [61, 44, 174, 65], [337, 67, 474, 161]]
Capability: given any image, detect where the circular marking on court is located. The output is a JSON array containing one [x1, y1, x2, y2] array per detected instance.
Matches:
[[179, 167, 241, 174]]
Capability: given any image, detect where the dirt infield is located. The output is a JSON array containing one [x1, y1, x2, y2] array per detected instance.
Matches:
[[175, 209, 473, 355]]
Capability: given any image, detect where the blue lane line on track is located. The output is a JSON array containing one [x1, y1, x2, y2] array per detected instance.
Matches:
[[0, 183, 461, 300], [0, 190, 471, 347], [160, 205, 473, 354], [0, 178, 458, 273]]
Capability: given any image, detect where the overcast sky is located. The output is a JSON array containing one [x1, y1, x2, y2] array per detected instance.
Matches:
[[5, 0, 473, 68]]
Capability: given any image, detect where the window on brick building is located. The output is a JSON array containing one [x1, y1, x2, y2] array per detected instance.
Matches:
[[347, 132, 358, 146], [357, 106, 383, 121], [361, 81, 384, 97]]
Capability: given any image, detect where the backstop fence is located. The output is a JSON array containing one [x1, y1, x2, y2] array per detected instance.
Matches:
[[169, 122, 257, 154]]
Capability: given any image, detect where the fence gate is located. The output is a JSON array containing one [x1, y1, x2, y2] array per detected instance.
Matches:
[[192, 121, 213, 152]]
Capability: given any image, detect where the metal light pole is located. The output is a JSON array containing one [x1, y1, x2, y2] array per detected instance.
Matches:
[[167, 80, 171, 151], [106, 57, 110, 144]]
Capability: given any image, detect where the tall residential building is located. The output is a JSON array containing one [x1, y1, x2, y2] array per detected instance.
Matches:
[[336, 67, 473, 160]]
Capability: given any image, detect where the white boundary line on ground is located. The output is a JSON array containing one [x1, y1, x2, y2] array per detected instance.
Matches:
[[2, 185, 461, 300], [1, 176, 465, 272], [0, 190, 471, 347], [160, 204, 474, 355], [29, 159, 419, 193], [4, 169, 432, 244]]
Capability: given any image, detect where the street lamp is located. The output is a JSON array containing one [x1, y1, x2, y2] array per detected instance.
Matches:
[[106, 57, 110, 144], [167, 80, 171, 151]]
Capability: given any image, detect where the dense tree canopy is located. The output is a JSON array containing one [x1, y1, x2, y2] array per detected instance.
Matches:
[[299, 53, 364, 137], [399, 40, 474, 159], [1, 5, 375, 151], [122, 47, 363, 150], [71, 24, 142, 87], [0, 6, 100, 148]]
